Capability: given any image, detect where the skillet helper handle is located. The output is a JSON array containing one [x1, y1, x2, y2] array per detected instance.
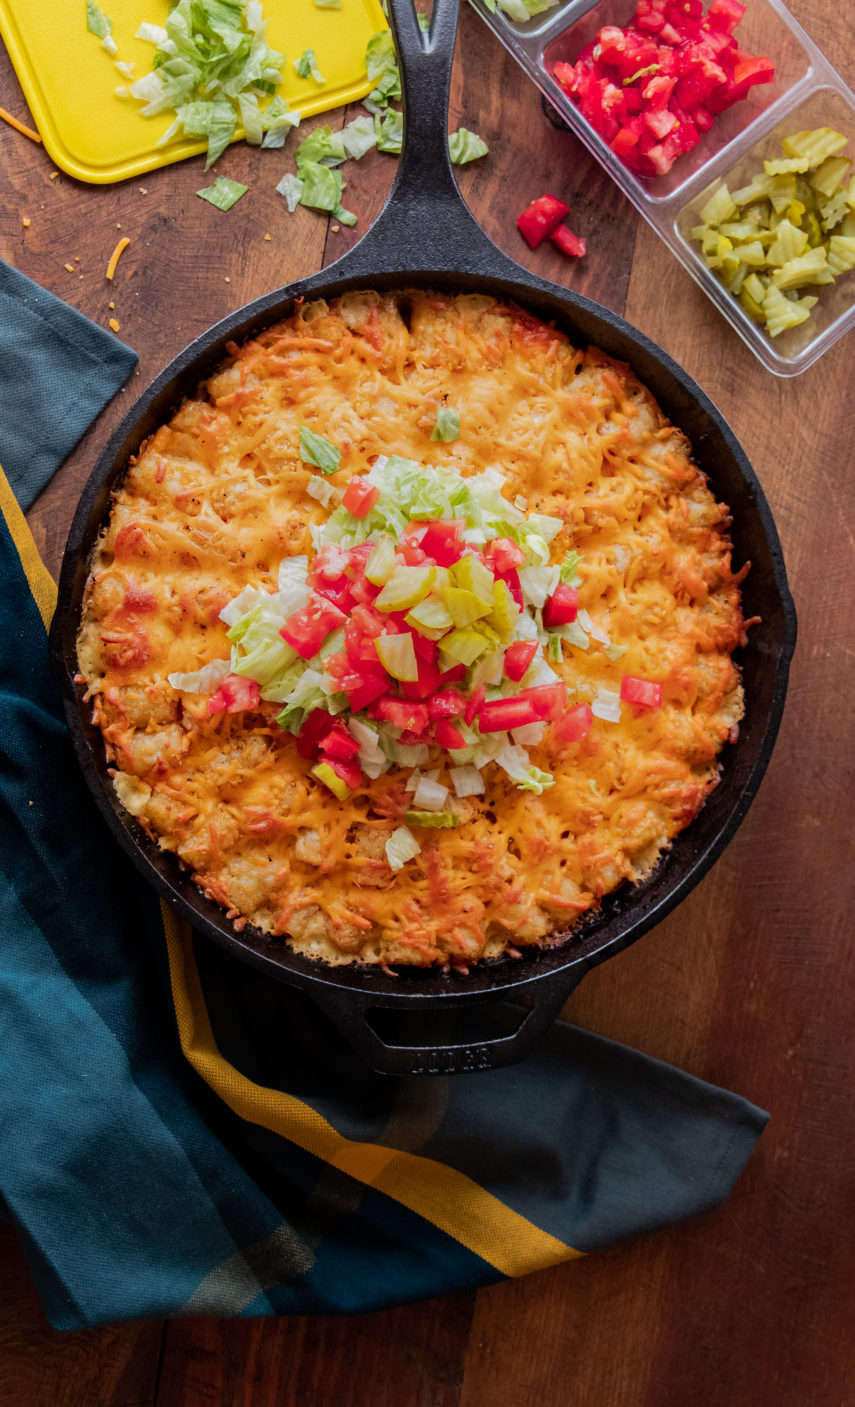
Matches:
[[308, 970, 587, 1077], [345, 0, 516, 277]]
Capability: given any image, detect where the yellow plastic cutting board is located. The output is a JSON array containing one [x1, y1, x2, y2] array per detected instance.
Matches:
[[0, 0, 387, 183]]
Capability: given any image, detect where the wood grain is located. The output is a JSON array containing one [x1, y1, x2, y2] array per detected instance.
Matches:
[[2, 0, 855, 1401]]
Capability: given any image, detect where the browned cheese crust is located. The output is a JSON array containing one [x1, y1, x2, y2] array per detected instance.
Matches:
[[77, 290, 747, 968]]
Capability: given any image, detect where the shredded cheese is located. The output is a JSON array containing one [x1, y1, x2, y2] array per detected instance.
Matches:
[[105, 236, 130, 281], [78, 291, 746, 970], [0, 106, 41, 142]]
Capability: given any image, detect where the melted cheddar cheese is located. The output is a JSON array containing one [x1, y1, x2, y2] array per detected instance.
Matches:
[[78, 290, 746, 969]]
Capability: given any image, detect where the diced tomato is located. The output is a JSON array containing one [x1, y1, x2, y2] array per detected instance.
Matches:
[[323, 653, 389, 711], [319, 722, 361, 761], [730, 55, 776, 93], [329, 755, 362, 791], [464, 684, 486, 726], [345, 541, 376, 577], [556, 0, 773, 179], [435, 718, 467, 750], [501, 569, 525, 610], [400, 654, 443, 700], [478, 697, 540, 734], [207, 674, 261, 715], [342, 476, 380, 519], [281, 595, 347, 660], [344, 612, 382, 666], [550, 225, 587, 258], [371, 697, 431, 733], [706, 0, 745, 33], [554, 702, 594, 742], [440, 663, 468, 686], [620, 674, 663, 708], [429, 688, 467, 719], [520, 684, 567, 721], [485, 536, 526, 574], [398, 540, 428, 566], [543, 583, 579, 627], [419, 519, 465, 567], [296, 707, 334, 758], [413, 633, 438, 663], [517, 193, 571, 250], [310, 544, 351, 583], [399, 727, 430, 746], [313, 578, 354, 613], [504, 640, 539, 682]]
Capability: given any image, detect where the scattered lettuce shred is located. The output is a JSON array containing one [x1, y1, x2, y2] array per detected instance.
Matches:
[[196, 175, 249, 210], [275, 29, 487, 227], [449, 128, 488, 164], [86, 0, 118, 53], [430, 406, 461, 442], [130, 0, 292, 169], [299, 426, 341, 475], [295, 48, 325, 83]]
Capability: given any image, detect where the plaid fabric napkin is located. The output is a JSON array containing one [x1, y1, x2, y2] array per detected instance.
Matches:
[[0, 265, 769, 1331]]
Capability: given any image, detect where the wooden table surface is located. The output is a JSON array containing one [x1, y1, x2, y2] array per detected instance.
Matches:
[[2, 1, 854, 1403]]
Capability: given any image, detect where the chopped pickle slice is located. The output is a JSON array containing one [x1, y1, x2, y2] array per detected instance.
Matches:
[[374, 564, 436, 611], [365, 535, 397, 585], [811, 155, 852, 199], [439, 628, 491, 668], [405, 596, 455, 635], [448, 553, 494, 605], [312, 761, 352, 800], [375, 632, 419, 681], [443, 586, 492, 628], [488, 578, 520, 639], [403, 810, 460, 828], [781, 127, 847, 164], [772, 247, 829, 290]]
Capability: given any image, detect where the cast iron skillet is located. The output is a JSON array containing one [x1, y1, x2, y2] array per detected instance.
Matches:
[[50, 0, 796, 1076]]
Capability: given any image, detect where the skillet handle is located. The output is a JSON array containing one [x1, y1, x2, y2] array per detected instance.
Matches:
[[339, 0, 523, 279], [306, 969, 588, 1076]]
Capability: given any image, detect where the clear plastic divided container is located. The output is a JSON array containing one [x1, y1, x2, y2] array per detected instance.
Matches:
[[468, 0, 855, 375]]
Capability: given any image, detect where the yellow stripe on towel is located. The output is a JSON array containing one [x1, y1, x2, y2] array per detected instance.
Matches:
[[0, 465, 57, 627], [162, 902, 582, 1279]]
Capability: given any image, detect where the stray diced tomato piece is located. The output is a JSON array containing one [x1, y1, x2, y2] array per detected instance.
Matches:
[[478, 697, 540, 734], [519, 684, 567, 721], [419, 519, 465, 567], [429, 689, 467, 719], [296, 707, 334, 757], [345, 542, 375, 576], [207, 674, 261, 715], [400, 654, 443, 700], [543, 583, 579, 627], [342, 476, 380, 519], [313, 578, 354, 613], [371, 697, 430, 733], [464, 684, 486, 726], [398, 540, 428, 566], [310, 544, 351, 583], [485, 537, 526, 574], [706, 0, 745, 33], [504, 640, 539, 682], [435, 718, 467, 750], [620, 674, 663, 708], [320, 722, 361, 761], [730, 55, 775, 92], [554, 703, 594, 742], [550, 224, 587, 258], [517, 193, 571, 249], [413, 633, 438, 663], [552, 60, 577, 87], [329, 755, 362, 791], [281, 595, 347, 660], [323, 653, 389, 711]]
